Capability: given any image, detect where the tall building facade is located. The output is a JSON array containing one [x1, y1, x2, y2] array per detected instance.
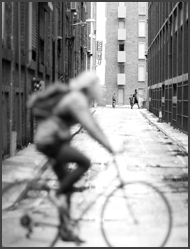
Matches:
[[2, 2, 95, 158], [148, 2, 188, 134], [105, 2, 148, 107]]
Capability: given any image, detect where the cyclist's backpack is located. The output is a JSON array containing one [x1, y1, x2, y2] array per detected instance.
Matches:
[[27, 83, 70, 120]]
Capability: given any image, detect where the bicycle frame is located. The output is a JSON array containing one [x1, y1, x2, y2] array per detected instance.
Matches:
[[11, 155, 125, 245], [4, 150, 172, 248]]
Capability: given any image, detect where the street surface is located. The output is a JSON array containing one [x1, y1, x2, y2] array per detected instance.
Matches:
[[2, 108, 188, 247]]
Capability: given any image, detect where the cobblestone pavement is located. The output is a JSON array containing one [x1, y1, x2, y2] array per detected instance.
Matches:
[[2, 107, 188, 247]]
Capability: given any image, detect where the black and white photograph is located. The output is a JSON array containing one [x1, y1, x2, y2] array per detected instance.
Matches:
[[2, 2, 188, 247]]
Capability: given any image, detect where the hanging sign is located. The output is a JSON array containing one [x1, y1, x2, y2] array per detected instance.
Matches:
[[97, 41, 103, 65]]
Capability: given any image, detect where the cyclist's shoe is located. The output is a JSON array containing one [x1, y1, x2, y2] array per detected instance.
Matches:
[[59, 224, 85, 245]]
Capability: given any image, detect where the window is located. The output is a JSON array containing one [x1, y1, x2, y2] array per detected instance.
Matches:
[[138, 65, 145, 81], [32, 3, 38, 56], [119, 43, 125, 51], [138, 42, 145, 59], [138, 20, 146, 37], [32, 50, 36, 61], [118, 20, 125, 29], [118, 64, 125, 73], [173, 84, 177, 96], [39, 38, 44, 65], [174, 12, 177, 33], [179, 6, 183, 27], [39, 4, 45, 39], [186, 3, 188, 20], [2, 2, 5, 40], [170, 18, 173, 36], [138, 2, 146, 15]]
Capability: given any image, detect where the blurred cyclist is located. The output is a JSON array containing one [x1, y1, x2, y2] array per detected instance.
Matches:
[[28, 71, 122, 242]]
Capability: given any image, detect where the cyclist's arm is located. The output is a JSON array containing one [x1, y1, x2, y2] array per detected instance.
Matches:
[[68, 94, 114, 154]]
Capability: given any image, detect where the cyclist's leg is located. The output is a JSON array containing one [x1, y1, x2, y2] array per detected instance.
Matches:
[[52, 160, 72, 208], [53, 143, 90, 196]]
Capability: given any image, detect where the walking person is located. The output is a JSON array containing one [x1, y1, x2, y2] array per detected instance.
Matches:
[[129, 94, 134, 109], [132, 89, 140, 109], [112, 93, 116, 108]]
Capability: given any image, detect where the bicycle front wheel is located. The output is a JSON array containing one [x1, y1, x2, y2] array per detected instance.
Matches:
[[101, 181, 172, 247]]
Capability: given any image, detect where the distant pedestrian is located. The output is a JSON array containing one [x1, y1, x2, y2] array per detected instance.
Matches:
[[112, 93, 116, 108], [129, 94, 134, 109], [132, 89, 140, 109]]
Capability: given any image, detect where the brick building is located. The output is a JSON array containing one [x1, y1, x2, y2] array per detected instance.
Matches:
[[148, 2, 188, 133], [2, 2, 95, 158], [105, 2, 148, 106]]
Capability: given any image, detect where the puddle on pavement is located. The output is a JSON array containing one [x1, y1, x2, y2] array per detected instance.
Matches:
[[163, 174, 188, 182]]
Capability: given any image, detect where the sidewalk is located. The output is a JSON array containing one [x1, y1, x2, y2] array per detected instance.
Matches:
[[2, 144, 46, 189], [141, 109, 188, 154]]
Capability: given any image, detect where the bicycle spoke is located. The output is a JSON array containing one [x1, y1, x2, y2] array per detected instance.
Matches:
[[120, 186, 139, 225]]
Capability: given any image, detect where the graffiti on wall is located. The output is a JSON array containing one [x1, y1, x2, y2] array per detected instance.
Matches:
[[97, 41, 103, 65]]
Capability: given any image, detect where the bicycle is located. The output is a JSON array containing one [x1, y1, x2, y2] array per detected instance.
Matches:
[[2, 153, 173, 247]]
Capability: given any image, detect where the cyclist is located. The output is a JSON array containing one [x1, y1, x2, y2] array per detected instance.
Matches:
[[28, 71, 121, 242]]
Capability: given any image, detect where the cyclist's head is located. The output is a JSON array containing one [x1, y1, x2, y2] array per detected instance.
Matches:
[[70, 71, 101, 100]]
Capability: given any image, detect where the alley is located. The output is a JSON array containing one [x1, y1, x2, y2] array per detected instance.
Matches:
[[2, 108, 188, 247]]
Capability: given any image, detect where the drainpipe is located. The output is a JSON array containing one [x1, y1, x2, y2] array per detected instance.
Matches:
[[27, 2, 33, 143], [52, 2, 56, 82], [28, 2, 32, 65], [24, 3, 29, 145], [90, 2, 93, 71], [9, 2, 14, 156], [62, 3, 65, 81], [18, 3, 22, 148]]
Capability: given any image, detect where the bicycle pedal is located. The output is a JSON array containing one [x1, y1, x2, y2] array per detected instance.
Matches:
[[20, 214, 32, 228]]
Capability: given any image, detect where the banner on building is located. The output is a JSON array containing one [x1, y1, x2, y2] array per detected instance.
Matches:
[[97, 41, 103, 65]]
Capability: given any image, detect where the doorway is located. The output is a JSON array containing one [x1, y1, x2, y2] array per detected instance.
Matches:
[[138, 88, 145, 107], [118, 88, 124, 105]]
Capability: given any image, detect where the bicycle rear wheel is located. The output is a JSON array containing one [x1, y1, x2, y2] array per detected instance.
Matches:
[[101, 181, 172, 247], [2, 180, 34, 211], [2, 180, 60, 247]]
